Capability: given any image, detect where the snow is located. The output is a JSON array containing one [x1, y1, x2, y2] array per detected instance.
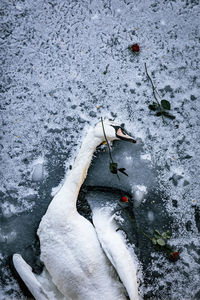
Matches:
[[0, 0, 200, 299]]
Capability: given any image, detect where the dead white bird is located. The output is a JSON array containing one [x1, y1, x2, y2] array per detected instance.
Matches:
[[13, 120, 141, 300]]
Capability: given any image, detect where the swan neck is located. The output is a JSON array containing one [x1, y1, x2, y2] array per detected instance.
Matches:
[[49, 129, 102, 214], [69, 129, 101, 186], [46, 128, 102, 220]]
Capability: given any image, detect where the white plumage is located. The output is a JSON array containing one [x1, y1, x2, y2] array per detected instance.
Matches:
[[13, 121, 141, 300]]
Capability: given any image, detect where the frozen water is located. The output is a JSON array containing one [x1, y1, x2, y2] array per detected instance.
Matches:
[[31, 157, 46, 182], [0, 0, 200, 299]]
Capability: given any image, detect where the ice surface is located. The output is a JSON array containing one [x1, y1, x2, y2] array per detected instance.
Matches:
[[31, 157, 46, 182], [0, 0, 200, 299]]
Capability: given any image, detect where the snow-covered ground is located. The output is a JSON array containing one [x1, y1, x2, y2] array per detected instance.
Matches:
[[0, 0, 199, 299]]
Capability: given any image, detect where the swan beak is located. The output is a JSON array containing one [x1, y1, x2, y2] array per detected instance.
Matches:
[[116, 128, 136, 143]]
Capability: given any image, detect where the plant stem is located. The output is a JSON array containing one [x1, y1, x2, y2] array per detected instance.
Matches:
[[103, 64, 109, 75], [101, 118, 120, 181], [119, 204, 153, 241], [144, 63, 160, 106], [144, 63, 166, 124], [101, 117, 114, 163]]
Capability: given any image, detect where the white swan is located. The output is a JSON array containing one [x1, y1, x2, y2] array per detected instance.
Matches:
[[13, 120, 141, 300]]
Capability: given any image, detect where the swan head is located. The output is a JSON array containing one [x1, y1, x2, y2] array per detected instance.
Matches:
[[94, 120, 136, 143]]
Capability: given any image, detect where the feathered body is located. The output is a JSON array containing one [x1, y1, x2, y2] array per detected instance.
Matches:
[[13, 122, 141, 300]]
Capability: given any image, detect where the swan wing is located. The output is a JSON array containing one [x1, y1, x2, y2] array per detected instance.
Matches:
[[13, 254, 58, 300], [92, 208, 141, 300]]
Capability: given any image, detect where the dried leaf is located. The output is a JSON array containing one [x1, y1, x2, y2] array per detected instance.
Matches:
[[162, 111, 175, 119], [156, 111, 164, 117], [149, 103, 158, 111], [110, 162, 118, 174], [118, 168, 128, 176]]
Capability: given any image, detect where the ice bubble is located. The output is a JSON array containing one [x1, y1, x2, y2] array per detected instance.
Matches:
[[1, 202, 17, 218], [140, 153, 152, 161], [147, 211, 154, 222], [32, 163, 44, 182], [0, 231, 6, 243], [125, 155, 133, 161], [91, 14, 99, 20], [133, 185, 147, 207], [160, 20, 166, 26], [0, 230, 17, 243], [6, 231, 17, 243], [31, 157, 45, 182], [16, 4, 23, 10]]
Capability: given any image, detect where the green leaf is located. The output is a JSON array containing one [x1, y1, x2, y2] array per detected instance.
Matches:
[[161, 100, 171, 110], [152, 238, 157, 245], [166, 230, 172, 239], [162, 232, 167, 240], [118, 168, 128, 176], [154, 229, 161, 236], [110, 162, 118, 174], [157, 238, 166, 246], [154, 232, 161, 239], [149, 103, 158, 111]]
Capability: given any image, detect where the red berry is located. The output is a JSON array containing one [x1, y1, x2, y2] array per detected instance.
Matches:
[[120, 196, 128, 203], [173, 251, 179, 258], [169, 251, 179, 262], [131, 43, 140, 53]]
